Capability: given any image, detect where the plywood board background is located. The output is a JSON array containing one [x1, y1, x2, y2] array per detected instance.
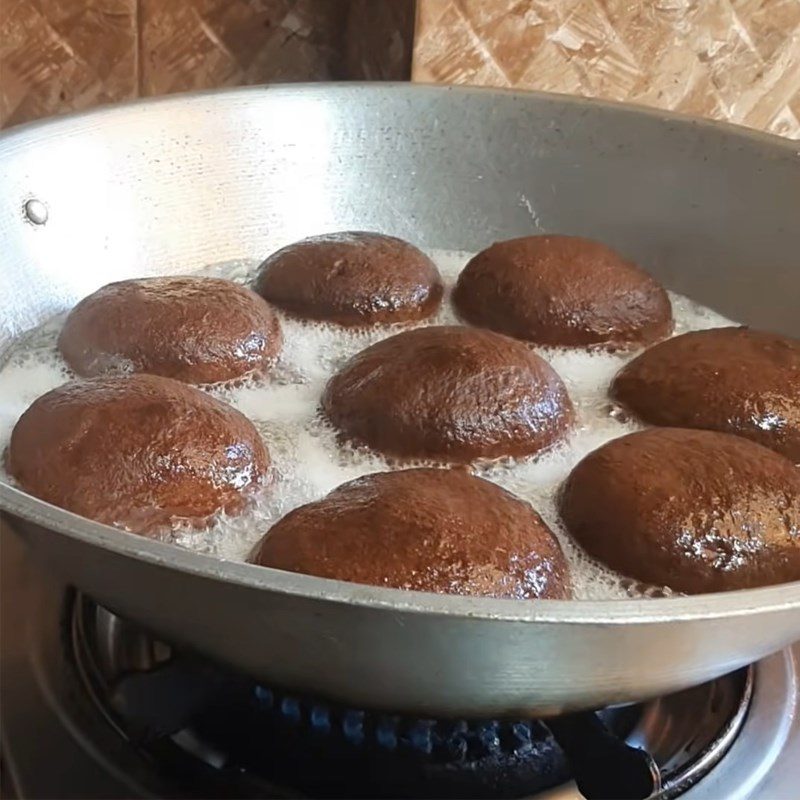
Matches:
[[413, 0, 800, 138], [5, 1, 798, 137]]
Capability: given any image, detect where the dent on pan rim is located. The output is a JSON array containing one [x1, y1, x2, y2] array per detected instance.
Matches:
[[0, 83, 798, 623]]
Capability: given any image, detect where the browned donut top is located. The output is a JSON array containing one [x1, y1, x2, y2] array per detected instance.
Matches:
[[251, 468, 571, 599], [611, 327, 800, 462], [453, 235, 673, 348], [322, 325, 574, 464], [559, 428, 800, 594], [6, 374, 270, 534], [58, 276, 282, 384], [255, 232, 443, 326]]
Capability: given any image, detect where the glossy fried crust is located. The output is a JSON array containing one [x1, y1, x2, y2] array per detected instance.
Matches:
[[252, 468, 571, 599], [322, 325, 575, 463], [255, 232, 443, 326], [612, 327, 800, 462], [560, 428, 800, 594], [7, 374, 270, 534], [59, 276, 282, 384], [453, 235, 672, 348]]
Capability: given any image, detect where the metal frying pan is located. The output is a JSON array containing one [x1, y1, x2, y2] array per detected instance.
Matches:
[[1, 85, 798, 718]]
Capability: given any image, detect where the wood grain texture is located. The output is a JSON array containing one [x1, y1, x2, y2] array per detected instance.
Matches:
[[343, 0, 415, 80], [139, 0, 340, 95], [413, 0, 800, 138], [1, 0, 138, 127], [1, 0, 415, 127]]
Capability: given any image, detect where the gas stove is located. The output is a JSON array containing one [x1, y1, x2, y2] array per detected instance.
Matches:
[[2, 527, 798, 800]]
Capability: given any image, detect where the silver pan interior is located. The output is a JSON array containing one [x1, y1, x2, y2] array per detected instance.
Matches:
[[1, 84, 799, 718]]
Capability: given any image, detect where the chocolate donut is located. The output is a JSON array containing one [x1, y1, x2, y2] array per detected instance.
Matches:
[[6, 374, 270, 534], [611, 327, 800, 462], [254, 232, 443, 326], [322, 326, 574, 463], [251, 468, 570, 599], [58, 276, 282, 384], [453, 235, 673, 348], [559, 428, 800, 594]]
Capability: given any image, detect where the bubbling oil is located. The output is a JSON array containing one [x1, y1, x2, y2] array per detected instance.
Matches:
[[0, 250, 735, 600]]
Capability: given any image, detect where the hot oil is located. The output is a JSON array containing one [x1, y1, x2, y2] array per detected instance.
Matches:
[[0, 250, 735, 600]]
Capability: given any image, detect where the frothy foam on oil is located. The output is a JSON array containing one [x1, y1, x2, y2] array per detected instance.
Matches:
[[0, 250, 735, 600]]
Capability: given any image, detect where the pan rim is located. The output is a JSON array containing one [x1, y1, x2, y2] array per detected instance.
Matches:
[[1, 83, 798, 626], [1, 81, 798, 156], [3, 480, 799, 623]]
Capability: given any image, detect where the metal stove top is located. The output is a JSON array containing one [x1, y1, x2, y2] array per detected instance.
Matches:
[[2, 527, 798, 800]]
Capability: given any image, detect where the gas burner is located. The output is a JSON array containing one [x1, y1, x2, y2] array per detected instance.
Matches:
[[2, 531, 798, 800], [74, 591, 570, 798], [69, 594, 750, 799]]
